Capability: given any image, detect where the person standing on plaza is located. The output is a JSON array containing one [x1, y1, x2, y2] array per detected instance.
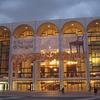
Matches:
[[61, 87, 64, 94], [94, 87, 98, 95]]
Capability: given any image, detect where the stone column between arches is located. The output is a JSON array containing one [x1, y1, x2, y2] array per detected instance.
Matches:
[[58, 31, 64, 90]]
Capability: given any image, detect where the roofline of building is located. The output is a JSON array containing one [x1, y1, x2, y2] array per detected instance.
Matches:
[[0, 16, 100, 25]]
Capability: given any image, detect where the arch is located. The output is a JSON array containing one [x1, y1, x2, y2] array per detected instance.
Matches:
[[37, 22, 58, 36], [87, 19, 100, 33], [62, 21, 84, 35], [13, 24, 34, 38]]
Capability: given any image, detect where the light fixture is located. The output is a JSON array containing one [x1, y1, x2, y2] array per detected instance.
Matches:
[[96, 22, 99, 25], [50, 59, 59, 65], [49, 46, 51, 49], [67, 61, 78, 65], [50, 66, 53, 68], [40, 62, 46, 66], [53, 68, 57, 71], [0, 85, 3, 91], [0, 82, 8, 84], [71, 24, 74, 26], [4, 28, 7, 31], [18, 71, 21, 73], [41, 50, 45, 54], [67, 50, 70, 54], [45, 81, 53, 83], [31, 63, 34, 66], [25, 26, 28, 29], [48, 25, 50, 28], [92, 73, 96, 75], [91, 80, 94, 84]]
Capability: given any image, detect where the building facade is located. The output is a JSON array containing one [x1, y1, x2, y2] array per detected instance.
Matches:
[[0, 17, 100, 92]]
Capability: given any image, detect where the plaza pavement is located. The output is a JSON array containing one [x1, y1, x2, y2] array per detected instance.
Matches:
[[0, 96, 100, 100], [0, 91, 100, 100]]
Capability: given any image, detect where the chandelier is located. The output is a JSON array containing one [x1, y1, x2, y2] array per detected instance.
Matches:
[[40, 46, 56, 60]]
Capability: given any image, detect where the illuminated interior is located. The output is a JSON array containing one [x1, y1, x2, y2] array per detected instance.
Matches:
[[62, 21, 85, 79], [37, 22, 58, 36], [36, 23, 59, 91], [39, 59, 59, 78], [13, 57, 32, 78], [14, 24, 34, 38], [0, 81, 8, 91], [62, 21, 84, 35], [64, 80, 86, 92], [12, 24, 34, 79], [0, 26, 10, 78], [40, 81, 60, 91], [64, 60, 85, 78], [2, 18, 98, 92], [87, 20, 100, 78], [13, 81, 33, 91], [90, 80, 100, 92]]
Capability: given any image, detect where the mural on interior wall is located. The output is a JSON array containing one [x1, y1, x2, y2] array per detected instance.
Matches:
[[36, 36, 58, 52], [12, 37, 34, 54]]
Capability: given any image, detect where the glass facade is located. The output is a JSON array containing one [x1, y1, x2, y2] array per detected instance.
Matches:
[[64, 80, 86, 92], [0, 18, 100, 92], [0, 27, 10, 91], [0, 27, 10, 78], [13, 81, 33, 91]]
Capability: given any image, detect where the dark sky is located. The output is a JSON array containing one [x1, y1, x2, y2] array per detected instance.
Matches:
[[0, 0, 100, 23]]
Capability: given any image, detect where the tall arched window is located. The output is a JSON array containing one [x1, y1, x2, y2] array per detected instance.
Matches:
[[14, 24, 34, 38], [0, 26, 10, 78], [37, 22, 58, 36], [87, 19, 100, 76], [61, 21, 85, 80], [36, 23, 59, 81], [13, 24, 34, 78]]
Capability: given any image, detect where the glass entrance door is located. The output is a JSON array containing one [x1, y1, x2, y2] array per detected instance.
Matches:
[[40, 81, 60, 91], [17, 82, 33, 91], [64, 80, 86, 92], [66, 82, 81, 92], [0, 82, 8, 91]]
